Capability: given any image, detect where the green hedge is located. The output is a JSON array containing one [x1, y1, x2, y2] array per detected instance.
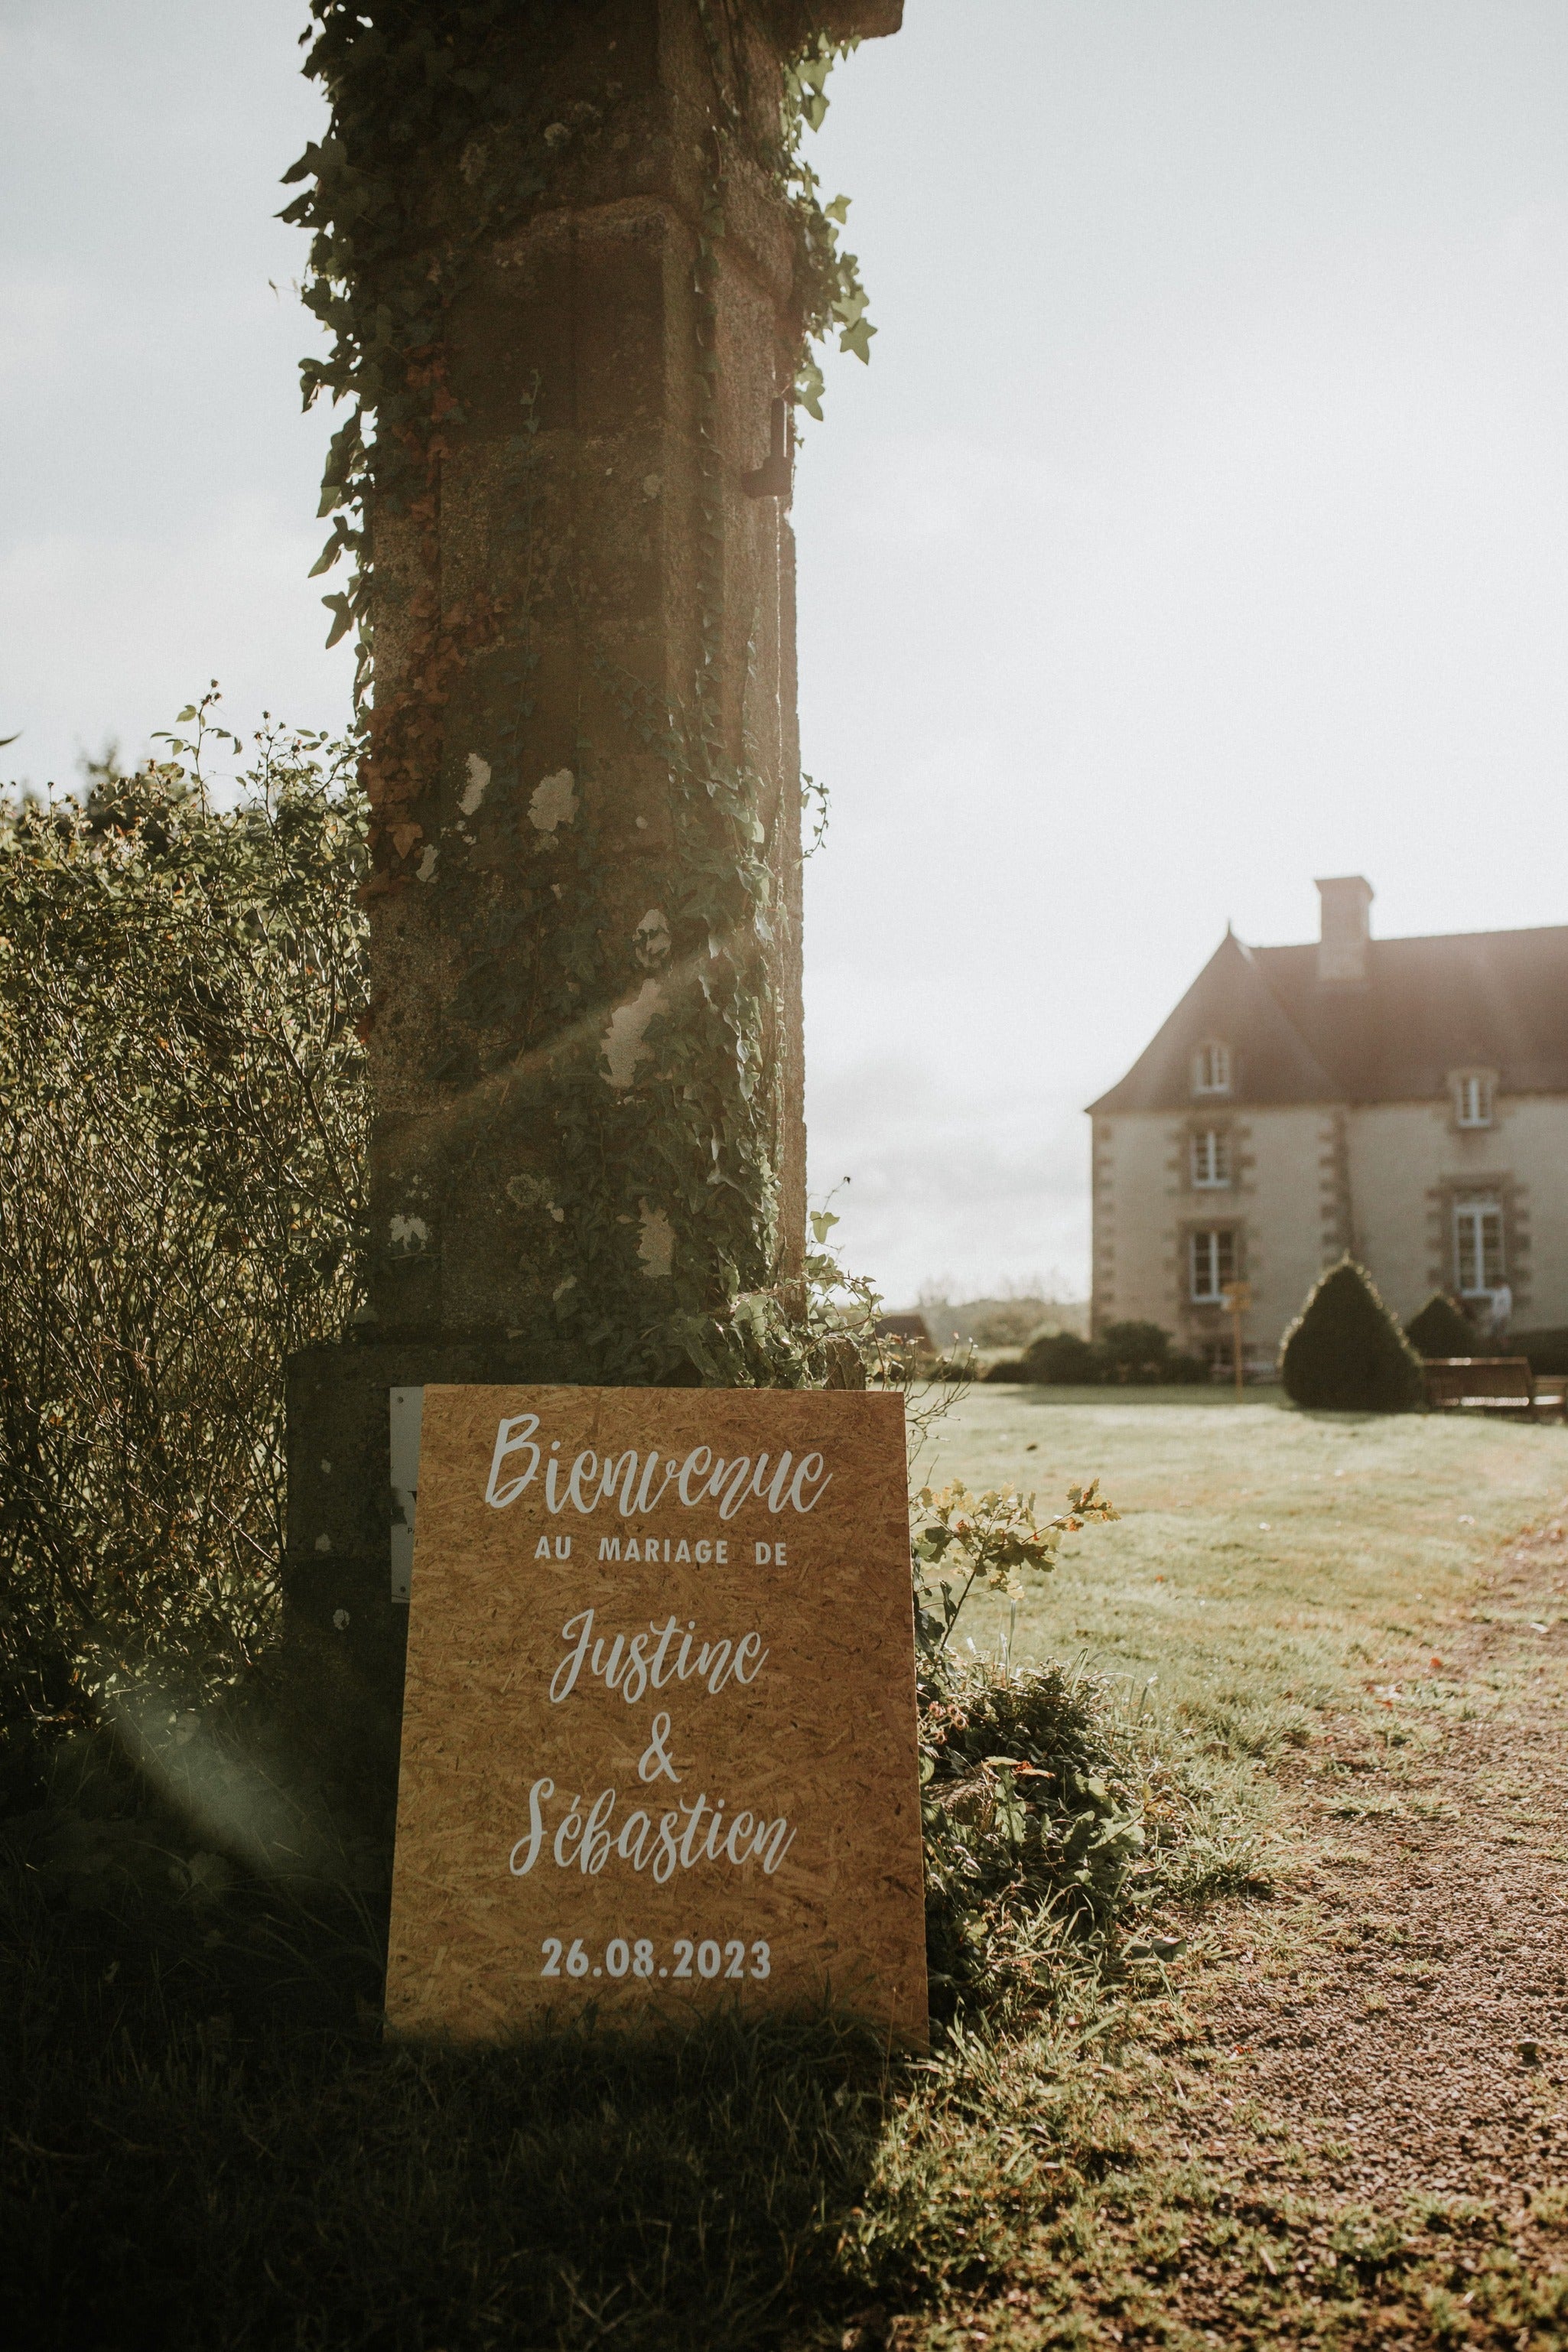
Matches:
[[1404, 1292, 1479, 1359], [1279, 1258, 1424, 1411], [985, 1324, 1209, 1387], [1510, 1328, 1568, 1376]]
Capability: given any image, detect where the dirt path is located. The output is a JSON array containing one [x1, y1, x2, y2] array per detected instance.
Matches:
[[1117, 1519, 1568, 2345], [1202, 1551, 1568, 2205]]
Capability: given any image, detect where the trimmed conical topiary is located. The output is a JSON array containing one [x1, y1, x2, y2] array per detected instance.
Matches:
[[1405, 1291, 1479, 1360], [1279, 1257, 1426, 1411]]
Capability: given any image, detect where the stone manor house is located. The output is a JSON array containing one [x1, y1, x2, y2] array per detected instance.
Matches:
[[1088, 879, 1568, 1374]]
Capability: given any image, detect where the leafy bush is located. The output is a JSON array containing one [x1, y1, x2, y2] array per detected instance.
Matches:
[[919, 1654, 1147, 2015], [911, 1479, 1117, 1655], [1010, 1323, 1209, 1387], [1279, 1257, 1425, 1411], [1509, 1328, 1568, 1376], [1099, 1320, 1210, 1384], [1097, 1319, 1169, 1377], [905, 1479, 1147, 2014], [1020, 1329, 1101, 1384], [0, 716, 367, 1740], [1405, 1292, 1478, 1358]]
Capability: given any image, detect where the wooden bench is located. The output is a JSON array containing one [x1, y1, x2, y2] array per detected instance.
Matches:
[[1423, 1357, 1560, 1420]]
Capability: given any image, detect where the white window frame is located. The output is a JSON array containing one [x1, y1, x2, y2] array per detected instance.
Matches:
[[1192, 1041, 1231, 1098], [1454, 1199, 1504, 1298], [1453, 1074, 1493, 1130], [1189, 1227, 1237, 1303], [1190, 1127, 1231, 1189]]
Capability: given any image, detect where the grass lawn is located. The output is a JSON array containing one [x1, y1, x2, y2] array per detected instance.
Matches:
[[922, 1384, 1568, 1751], [7, 1390, 1568, 2350]]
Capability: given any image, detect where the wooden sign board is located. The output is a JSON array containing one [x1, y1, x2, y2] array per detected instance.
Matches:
[[385, 1386, 928, 2045]]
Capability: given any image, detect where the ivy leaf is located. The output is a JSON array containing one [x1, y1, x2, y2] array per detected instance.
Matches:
[[278, 142, 322, 188], [824, 194, 851, 224], [321, 594, 353, 650], [839, 317, 876, 366], [309, 532, 344, 579]]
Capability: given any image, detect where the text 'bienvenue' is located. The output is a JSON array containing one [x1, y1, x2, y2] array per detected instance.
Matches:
[[485, 1417, 831, 1521]]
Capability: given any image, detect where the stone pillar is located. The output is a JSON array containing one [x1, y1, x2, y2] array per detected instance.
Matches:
[[282, 1, 901, 1822]]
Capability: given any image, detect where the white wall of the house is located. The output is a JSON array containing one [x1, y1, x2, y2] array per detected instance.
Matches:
[[1231, 1106, 1336, 1352], [1348, 1094, 1568, 1330], [1090, 1113, 1173, 1335], [1091, 1091, 1568, 1362], [1092, 1104, 1334, 1362]]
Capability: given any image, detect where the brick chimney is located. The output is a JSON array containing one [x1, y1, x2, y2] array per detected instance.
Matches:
[[1316, 875, 1374, 984]]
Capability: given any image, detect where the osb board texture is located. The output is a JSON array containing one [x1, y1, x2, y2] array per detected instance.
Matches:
[[385, 1385, 928, 2045]]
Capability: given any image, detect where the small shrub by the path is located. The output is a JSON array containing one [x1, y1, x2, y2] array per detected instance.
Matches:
[[920, 1655, 1149, 2019], [988, 1324, 1208, 1387], [1406, 1290, 1479, 1358], [1280, 1257, 1425, 1411]]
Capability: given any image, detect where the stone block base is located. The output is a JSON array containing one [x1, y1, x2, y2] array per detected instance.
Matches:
[[282, 1335, 561, 1843]]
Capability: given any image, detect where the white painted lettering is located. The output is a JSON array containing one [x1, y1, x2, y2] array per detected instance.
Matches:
[[733, 1631, 768, 1683], [578, 1788, 616, 1875], [550, 1610, 595, 1703], [697, 1638, 734, 1693], [509, 1777, 554, 1873], [552, 1794, 584, 1869], [789, 1453, 831, 1513], [677, 1446, 712, 1505], [486, 1413, 540, 1508], [766, 1453, 795, 1513], [615, 1809, 652, 1869], [599, 1450, 640, 1514], [633, 1450, 675, 1514]]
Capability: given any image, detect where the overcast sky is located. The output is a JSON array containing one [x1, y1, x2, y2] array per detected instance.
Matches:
[[5, 2, 1566, 1307]]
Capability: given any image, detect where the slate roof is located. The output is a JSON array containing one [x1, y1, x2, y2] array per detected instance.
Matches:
[[1088, 923, 1568, 1114]]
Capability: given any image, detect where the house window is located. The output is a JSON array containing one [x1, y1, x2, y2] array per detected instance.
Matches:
[[1454, 1199, 1504, 1298], [1192, 1042, 1231, 1097], [1453, 1074, 1493, 1130], [1190, 1228, 1237, 1303], [1191, 1128, 1231, 1188]]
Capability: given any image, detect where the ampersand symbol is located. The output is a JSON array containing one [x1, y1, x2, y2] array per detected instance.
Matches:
[[639, 1711, 679, 1784]]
